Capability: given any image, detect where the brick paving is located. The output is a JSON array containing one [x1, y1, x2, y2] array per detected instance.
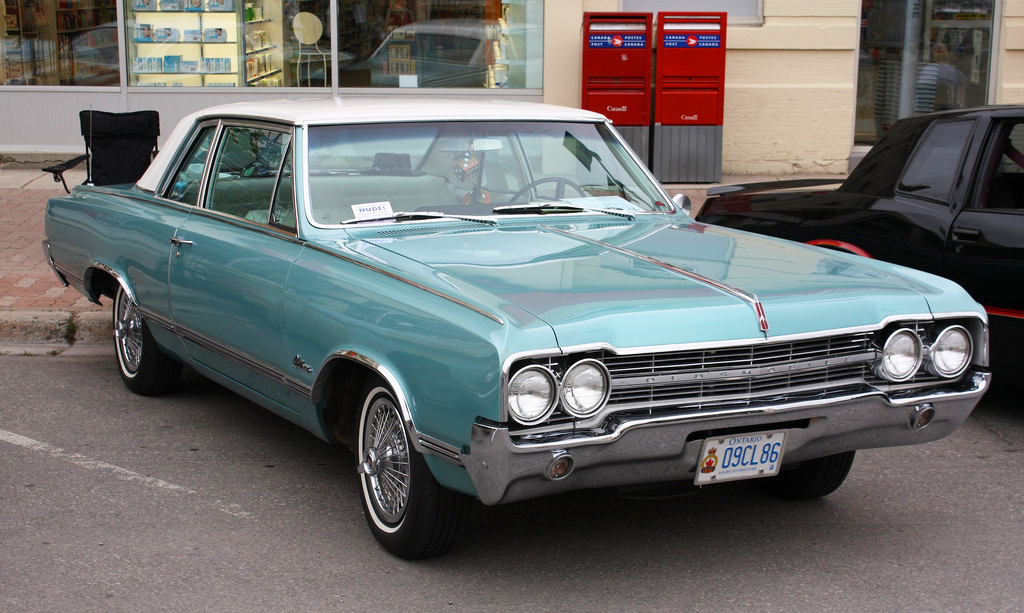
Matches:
[[0, 170, 101, 313]]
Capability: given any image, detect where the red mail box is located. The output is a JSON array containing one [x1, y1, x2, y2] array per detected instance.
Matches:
[[655, 12, 727, 126], [581, 13, 653, 127]]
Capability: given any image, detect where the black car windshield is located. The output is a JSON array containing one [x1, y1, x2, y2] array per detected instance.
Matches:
[[305, 121, 667, 225]]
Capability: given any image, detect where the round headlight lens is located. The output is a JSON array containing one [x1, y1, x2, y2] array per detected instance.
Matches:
[[508, 366, 557, 425], [878, 329, 923, 382], [929, 326, 972, 377], [560, 359, 610, 418]]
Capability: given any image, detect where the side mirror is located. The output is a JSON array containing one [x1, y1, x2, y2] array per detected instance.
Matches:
[[672, 193, 692, 216]]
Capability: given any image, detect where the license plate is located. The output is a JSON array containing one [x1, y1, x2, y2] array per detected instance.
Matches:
[[695, 430, 786, 485]]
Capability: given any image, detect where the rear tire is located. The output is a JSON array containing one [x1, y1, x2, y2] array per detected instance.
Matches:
[[114, 285, 181, 396], [356, 383, 470, 559], [759, 451, 856, 501]]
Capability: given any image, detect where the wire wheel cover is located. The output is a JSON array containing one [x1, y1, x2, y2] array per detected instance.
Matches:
[[115, 292, 143, 374], [362, 397, 411, 525]]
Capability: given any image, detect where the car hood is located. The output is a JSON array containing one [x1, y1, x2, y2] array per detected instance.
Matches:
[[322, 217, 964, 349]]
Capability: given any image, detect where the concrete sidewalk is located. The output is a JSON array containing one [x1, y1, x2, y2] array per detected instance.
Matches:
[[0, 164, 844, 353]]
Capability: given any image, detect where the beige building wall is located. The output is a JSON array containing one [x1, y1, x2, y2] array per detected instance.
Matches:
[[545, 0, 861, 176], [997, 0, 1024, 103]]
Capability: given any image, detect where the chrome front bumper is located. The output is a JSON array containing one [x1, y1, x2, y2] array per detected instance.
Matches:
[[461, 371, 990, 506]]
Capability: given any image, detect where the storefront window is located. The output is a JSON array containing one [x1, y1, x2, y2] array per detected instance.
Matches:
[[855, 0, 993, 144], [2, 0, 119, 85], [337, 0, 543, 89], [125, 0, 331, 86]]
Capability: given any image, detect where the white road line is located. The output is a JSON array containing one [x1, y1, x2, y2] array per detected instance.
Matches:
[[0, 428, 253, 518]]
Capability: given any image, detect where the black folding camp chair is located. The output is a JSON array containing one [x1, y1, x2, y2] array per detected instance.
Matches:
[[43, 110, 161, 193]]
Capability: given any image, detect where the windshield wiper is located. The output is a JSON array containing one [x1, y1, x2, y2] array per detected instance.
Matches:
[[491, 202, 636, 220], [341, 211, 497, 226]]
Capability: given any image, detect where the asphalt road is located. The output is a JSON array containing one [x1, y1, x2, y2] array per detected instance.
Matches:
[[1, 351, 1022, 612]]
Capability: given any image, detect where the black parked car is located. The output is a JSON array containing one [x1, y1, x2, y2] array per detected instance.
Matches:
[[696, 106, 1024, 371]]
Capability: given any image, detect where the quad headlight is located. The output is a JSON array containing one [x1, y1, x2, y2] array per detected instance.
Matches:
[[927, 325, 972, 378], [507, 366, 558, 425], [877, 328, 923, 382], [560, 359, 611, 418], [507, 358, 612, 425]]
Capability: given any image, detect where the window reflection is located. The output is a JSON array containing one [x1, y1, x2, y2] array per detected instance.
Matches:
[[125, 0, 331, 87], [855, 0, 992, 144], [2, 0, 119, 85], [337, 0, 543, 89]]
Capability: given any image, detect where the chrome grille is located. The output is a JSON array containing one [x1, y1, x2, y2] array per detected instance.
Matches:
[[600, 332, 877, 411], [506, 320, 970, 432]]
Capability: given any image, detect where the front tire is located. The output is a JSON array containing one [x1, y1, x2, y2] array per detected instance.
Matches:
[[357, 384, 470, 559], [759, 451, 856, 501], [113, 285, 181, 396]]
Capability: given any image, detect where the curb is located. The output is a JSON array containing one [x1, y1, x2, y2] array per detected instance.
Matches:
[[0, 310, 112, 347]]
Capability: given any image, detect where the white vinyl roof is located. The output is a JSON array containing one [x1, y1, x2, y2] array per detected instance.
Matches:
[[137, 97, 607, 192]]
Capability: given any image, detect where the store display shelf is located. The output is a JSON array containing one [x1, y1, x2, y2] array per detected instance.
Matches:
[[245, 44, 275, 55], [135, 10, 237, 14], [134, 70, 237, 75], [134, 40, 238, 44], [246, 68, 280, 82], [244, 18, 271, 25]]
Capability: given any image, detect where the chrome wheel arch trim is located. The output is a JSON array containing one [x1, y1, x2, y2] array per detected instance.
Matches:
[[84, 262, 135, 306], [313, 350, 463, 465]]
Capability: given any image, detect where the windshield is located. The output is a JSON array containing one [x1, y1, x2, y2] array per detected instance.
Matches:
[[305, 121, 669, 225]]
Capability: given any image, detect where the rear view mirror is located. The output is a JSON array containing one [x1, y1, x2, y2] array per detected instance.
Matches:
[[672, 193, 692, 216]]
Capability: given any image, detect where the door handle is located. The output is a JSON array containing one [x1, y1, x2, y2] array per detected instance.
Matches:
[[951, 227, 981, 243], [169, 237, 194, 247]]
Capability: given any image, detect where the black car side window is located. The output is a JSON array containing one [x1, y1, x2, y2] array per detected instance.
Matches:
[[897, 120, 974, 203], [981, 122, 1024, 210]]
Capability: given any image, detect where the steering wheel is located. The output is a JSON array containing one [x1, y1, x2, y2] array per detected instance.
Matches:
[[510, 177, 586, 203]]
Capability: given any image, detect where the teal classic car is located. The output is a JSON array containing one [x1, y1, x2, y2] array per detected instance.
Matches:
[[44, 98, 990, 558]]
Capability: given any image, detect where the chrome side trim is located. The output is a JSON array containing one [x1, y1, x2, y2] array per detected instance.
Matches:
[[54, 264, 83, 288], [41, 240, 69, 287], [139, 306, 174, 331], [541, 225, 771, 337], [137, 306, 312, 398], [142, 315, 462, 468], [183, 206, 304, 242], [303, 243, 505, 325], [312, 350, 465, 466], [417, 434, 463, 463]]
